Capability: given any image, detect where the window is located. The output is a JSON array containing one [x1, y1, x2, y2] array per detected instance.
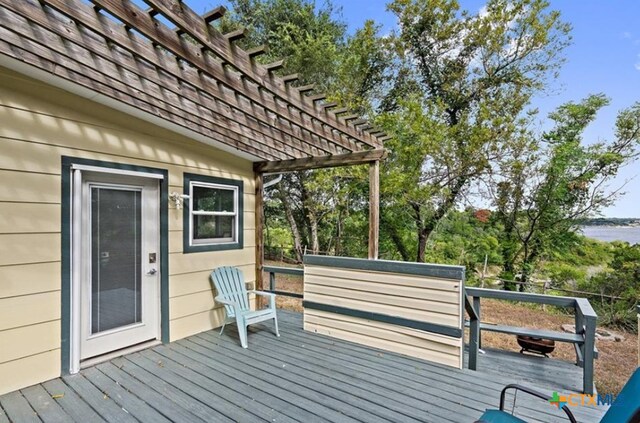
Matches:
[[183, 173, 243, 253]]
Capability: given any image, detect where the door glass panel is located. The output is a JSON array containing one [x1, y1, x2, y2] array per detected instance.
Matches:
[[91, 187, 142, 334]]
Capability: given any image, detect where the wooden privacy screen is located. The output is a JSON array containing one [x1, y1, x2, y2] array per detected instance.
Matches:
[[303, 256, 465, 369]]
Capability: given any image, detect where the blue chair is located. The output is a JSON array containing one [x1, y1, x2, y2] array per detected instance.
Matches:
[[476, 367, 640, 423], [211, 266, 279, 348]]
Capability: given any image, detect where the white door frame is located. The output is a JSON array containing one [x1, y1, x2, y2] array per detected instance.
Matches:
[[69, 166, 163, 373]]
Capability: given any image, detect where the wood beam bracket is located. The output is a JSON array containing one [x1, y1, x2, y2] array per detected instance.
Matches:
[[254, 149, 388, 173]]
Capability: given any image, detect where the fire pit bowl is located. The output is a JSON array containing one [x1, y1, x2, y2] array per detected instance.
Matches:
[[516, 335, 555, 357]]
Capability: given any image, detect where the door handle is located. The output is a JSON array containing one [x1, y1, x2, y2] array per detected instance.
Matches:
[[147, 268, 157, 275]]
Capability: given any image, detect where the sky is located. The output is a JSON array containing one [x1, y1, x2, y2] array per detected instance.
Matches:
[[187, 0, 640, 217]]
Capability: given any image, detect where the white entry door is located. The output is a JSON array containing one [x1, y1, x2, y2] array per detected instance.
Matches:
[[77, 171, 160, 361]]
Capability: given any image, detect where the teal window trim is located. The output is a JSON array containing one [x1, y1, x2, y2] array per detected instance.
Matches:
[[183, 173, 244, 253], [61, 156, 169, 375]]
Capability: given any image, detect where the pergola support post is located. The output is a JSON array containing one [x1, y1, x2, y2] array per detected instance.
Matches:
[[255, 172, 264, 300], [368, 160, 380, 260]]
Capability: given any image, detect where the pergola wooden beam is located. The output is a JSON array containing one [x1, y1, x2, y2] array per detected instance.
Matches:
[[253, 149, 388, 173], [79, 0, 338, 155], [255, 172, 265, 290], [282, 73, 299, 83], [295, 84, 315, 94], [224, 27, 247, 42], [369, 160, 380, 259], [141, 0, 380, 149], [6, 0, 388, 160], [264, 59, 284, 72], [246, 45, 268, 58], [307, 94, 327, 103], [202, 5, 226, 23]]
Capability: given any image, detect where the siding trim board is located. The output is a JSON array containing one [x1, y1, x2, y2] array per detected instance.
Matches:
[[60, 156, 169, 375], [303, 255, 465, 280], [302, 301, 463, 338]]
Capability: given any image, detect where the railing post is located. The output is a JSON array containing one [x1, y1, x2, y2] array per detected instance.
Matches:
[[574, 308, 585, 367], [474, 296, 481, 349], [269, 271, 276, 292], [464, 295, 480, 370], [583, 314, 596, 395]]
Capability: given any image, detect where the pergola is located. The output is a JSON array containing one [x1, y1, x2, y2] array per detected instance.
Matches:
[[0, 0, 386, 285]]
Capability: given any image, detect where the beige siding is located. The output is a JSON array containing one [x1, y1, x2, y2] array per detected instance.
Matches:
[[0, 66, 256, 394], [303, 264, 463, 369], [0, 350, 60, 396]]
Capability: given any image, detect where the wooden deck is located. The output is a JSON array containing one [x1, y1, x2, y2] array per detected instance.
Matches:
[[0, 311, 606, 423]]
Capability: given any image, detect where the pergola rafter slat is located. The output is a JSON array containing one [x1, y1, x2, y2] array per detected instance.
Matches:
[[1, 0, 389, 166], [34, 0, 342, 158], [0, 1, 328, 160], [89, 0, 360, 155], [140, 0, 382, 149]]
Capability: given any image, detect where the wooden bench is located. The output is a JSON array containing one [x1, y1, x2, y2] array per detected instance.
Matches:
[[466, 322, 599, 360]]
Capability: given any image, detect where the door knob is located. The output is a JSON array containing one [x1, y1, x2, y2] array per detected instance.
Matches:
[[147, 268, 157, 275]]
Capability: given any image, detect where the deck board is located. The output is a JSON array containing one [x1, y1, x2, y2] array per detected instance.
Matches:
[[0, 310, 606, 423]]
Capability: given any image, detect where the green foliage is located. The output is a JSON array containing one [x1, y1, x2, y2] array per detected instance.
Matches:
[[495, 94, 640, 288], [378, 0, 571, 261], [579, 243, 640, 331]]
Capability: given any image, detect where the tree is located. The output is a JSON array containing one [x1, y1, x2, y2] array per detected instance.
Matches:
[[579, 242, 640, 330], [494, 95, 640, 289], [379, 0, 571, 262], [223, 0, 388, 260]]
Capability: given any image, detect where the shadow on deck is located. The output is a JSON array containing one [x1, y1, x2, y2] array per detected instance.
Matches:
[[0, 310, 607, 423]]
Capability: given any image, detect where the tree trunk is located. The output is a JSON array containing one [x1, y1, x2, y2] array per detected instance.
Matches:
[[383, 213, 411, 261], [278, 187, 304, 263], [416, 229, 428, 263], [308, 210, 320, 254], [335, 208, 343, 256]]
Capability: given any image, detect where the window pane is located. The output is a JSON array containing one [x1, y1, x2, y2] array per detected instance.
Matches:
[[193, 185, 235, 212], [193, 215, 235, 241], [91, 187, 142, 334]]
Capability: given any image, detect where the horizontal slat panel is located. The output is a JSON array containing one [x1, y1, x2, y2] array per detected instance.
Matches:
[[303, 262, 463, 368], [0, 233, 60, 266], [305, 265, 461, 291], [0, 203, 60, 234], [305, 274, 459, 304], [0, 320, 60, 364], [303, 319, 460, 369], [0, 291, 60, 331], [0, 170, 59, 204], [304, 292, 459, 327], [0, 262, 60, 299], [0, 349, 60, 396], [305, 282, 459, 315], [305, 309, 461, 349]]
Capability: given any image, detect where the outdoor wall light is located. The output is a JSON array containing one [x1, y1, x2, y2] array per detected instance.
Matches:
[[169, 192, 190, 210]]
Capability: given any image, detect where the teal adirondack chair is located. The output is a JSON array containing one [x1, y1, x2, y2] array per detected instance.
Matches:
[[476, 367, 640, 423], [211, 266, 280, 348]]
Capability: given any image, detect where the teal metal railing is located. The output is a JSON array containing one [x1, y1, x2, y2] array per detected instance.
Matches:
[[465, 287, 598, 395], [263, 265, 303, 298]]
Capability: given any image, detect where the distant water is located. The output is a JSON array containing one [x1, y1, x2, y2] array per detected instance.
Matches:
[[580, 226, 640, 244]]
